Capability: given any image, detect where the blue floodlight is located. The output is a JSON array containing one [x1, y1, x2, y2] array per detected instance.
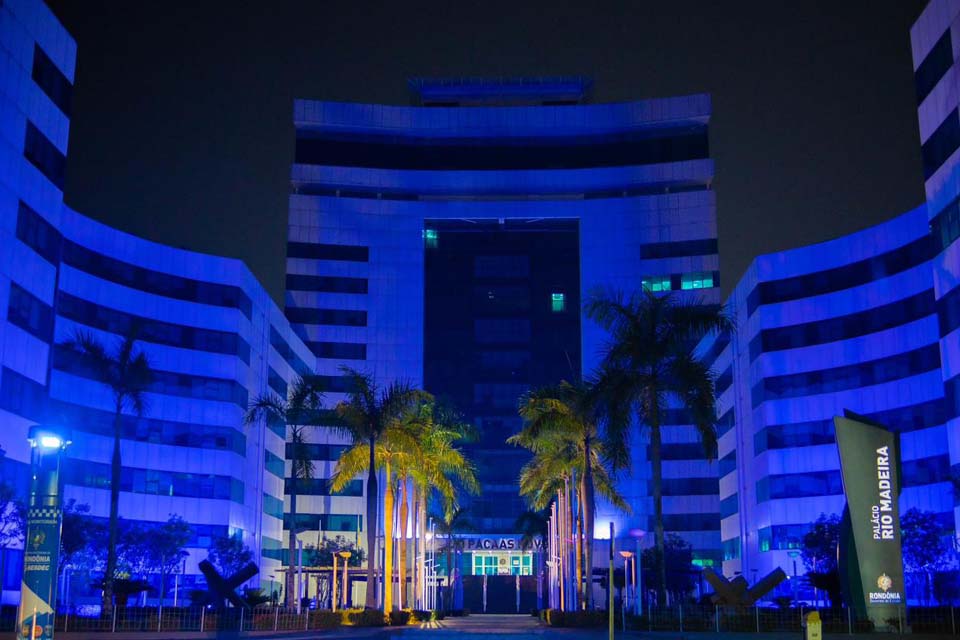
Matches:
[[27, 425, 72, 450]]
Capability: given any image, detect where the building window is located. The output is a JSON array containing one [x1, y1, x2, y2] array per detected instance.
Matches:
[[31, 45, 72, 116], [23, 122, 66, 190], [681, 271, 715, 290], [642, 276, 671, 292], [551, 292, 566, 313], [423, 228, 438, 249]]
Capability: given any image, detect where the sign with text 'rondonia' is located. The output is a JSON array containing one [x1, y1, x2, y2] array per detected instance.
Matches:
[[834, 412, 905, 622]]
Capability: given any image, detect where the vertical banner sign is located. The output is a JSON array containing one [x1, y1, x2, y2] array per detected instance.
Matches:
[[834, 412, 904, 626], [18, 448, 64, 640]]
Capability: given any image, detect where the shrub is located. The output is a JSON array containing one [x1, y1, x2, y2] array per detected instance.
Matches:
[[543, 609, 605, 628], [389, 610, 412, 626], [410, 610, 436, 623], [545, 609, 565, 626], [309, 610, 341, 629], [345, 609, 388, 626]]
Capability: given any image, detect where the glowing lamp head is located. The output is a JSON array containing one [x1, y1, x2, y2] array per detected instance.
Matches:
[[39, 436, 62, 449], [28, 426, 71, 451]]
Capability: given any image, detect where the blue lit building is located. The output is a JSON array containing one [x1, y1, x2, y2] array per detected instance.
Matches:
[[911, 0, 960, 543], [0, 0, 314, 605], [702, 205, 952, 591], [287, 79, 722, 571], [693, 0, 960, 598]]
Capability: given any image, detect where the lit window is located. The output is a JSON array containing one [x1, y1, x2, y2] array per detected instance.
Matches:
[[551, 292, 566, 312], [642, 276, 671, 292], [423, 228, 438, 248], [681, 272, 715, 290]]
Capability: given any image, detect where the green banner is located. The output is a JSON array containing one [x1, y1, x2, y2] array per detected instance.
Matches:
[[834, 412, 904, 626]]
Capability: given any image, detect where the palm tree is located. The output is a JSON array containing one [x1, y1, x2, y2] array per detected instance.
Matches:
[[330, 406, 422, 612], [60, 329, 154, 615], [585, 287, 731, 606], [332, 368, 423, 609], [510, 411, 627, 609], [403, 402, 479, 609], [514, 381, 607, 608], [245, 376, 325, 607], [431, 507, 473, 609]]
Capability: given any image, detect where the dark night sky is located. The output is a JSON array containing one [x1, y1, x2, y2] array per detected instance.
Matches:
[[47, 1, 928, 303]]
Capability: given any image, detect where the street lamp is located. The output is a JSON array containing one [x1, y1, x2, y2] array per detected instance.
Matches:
[[619, 551, 635, 631], [18, 426, 71, 640], [629, 528, 646, 616]]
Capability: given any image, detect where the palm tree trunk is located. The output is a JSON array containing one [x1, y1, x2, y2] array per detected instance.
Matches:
[[398, 478, 408, 609], [573, 470, 583, 610], [410, 485, 418, 609], [103, 407, 122, 616], [418, 491, 427, 610], [364, 435, 378, 609], [650, 418, 666, 607], [287, 488, 298, 608], [581, 437, 596, 609], [383, 461, 394, 612], [567, 479, 576, 610], [445, 533, 453, 611]]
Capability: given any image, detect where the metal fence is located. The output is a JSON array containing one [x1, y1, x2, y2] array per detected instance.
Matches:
[[0, 606, 377, 633], [0, 604, 956, 633], [630, 605, 959, 635]]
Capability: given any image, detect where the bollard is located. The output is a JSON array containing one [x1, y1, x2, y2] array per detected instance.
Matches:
[[715, 604, 720, 633], [847, 606, 852, 635], [898, 605, 903, 635], [679, 603, 684, 633], [274, 606, 279, 631], [157, 605, 162, 633], [951, 606, 955, 635], [304, 609, 309, 631], [239, 607, 245, 632], [200, 607, 205, 633], [63, 611, 68, 633], [755, 605, 760, 633], [112, 604, 117, 633]]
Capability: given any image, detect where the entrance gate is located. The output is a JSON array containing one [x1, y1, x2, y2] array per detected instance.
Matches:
[[461, 575, 540, 614]]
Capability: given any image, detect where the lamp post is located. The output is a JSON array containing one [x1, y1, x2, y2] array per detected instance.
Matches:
[[332, 554, 339, 612], [629, 529, 646, 616], [338, 551, 351, 609], [18, 426, 71, 640], [619, 550, 635, 630]]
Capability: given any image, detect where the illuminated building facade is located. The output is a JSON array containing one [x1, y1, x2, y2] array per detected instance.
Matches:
[[287, 79, 722, 572], [0, 0, 314, 604]]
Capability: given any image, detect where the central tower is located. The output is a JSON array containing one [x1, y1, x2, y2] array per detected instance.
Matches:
[[287, 78, 721, 568]]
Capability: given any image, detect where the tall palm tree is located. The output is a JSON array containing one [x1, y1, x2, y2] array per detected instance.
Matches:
[[510, 415, 627, 609], [431, 507, 473, 609], [332, 368, 423, 609], [330, 408, 422, 612], [585, 287, 731, 606], [515, 381, 606, 608], [403, 402, 479, 609], [245, 376, 325, 607], [60, 329, 154, 615]]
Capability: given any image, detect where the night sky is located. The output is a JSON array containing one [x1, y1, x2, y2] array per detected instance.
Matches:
[[47, 1, 928, 303]]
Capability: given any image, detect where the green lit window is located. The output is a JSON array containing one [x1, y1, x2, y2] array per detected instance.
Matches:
[[551, 292, 566, 312], [681, 271, 715, 290], [642, 276, 671, 293], [423, 228, 438, 248]]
